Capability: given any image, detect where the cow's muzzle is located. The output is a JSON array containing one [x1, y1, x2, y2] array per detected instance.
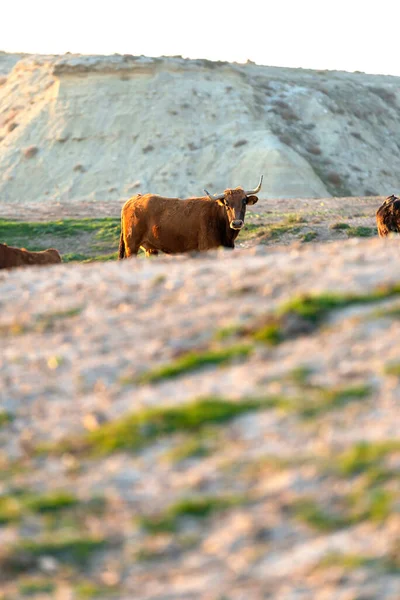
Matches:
[[230, 220, 244, 230]]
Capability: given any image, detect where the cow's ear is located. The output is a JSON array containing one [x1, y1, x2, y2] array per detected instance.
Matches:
[[216, 198, 226, 207], [246, 195, 258, 205]]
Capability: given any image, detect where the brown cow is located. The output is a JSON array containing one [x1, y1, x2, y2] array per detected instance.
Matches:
[[118, 176, 263, 258], [376, 194, 400, 237], [0, 243, 62, 269]]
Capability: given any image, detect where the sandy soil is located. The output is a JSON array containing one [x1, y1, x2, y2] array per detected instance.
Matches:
[[0, 218, 399, 599]]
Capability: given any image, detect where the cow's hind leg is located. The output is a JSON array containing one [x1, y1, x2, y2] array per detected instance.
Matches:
[[123, 239, 141, 257]]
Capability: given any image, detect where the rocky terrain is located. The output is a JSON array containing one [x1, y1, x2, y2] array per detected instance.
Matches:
[[1, 52, 400, 204]]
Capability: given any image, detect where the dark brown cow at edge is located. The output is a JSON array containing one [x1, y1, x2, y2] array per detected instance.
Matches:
[[119, 176, 263, 258], [0, 244, 62, 269], [376, 194, 400, 237]]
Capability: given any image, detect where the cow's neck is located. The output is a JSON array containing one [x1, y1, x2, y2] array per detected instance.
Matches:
[[215, 204, 239, 248]]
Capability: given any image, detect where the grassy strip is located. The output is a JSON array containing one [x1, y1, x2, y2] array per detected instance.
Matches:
[[138, 494, 243, 533], [302, 231, 318, 242], [0, 491, 79, 525], [133, 344, 253, 385], [330, 222, 350, 230], [0, 218, 120, 242], [277, 288, 399, 324], [316, 550, 400, 574], [292, 385, 371, 419], [346, 226, 376, 237], [63, 252, 119, 263], [38, 384, 370, 458], [18, 580, 56, 596], [165, 434, 215, 462], [335, 440, 400, 476], [240, 215, 305, 242], [217, 283, 400, 346], [0, 537, 106, 575], [293, 487, 393, 532], [39, 397, 275, 457]]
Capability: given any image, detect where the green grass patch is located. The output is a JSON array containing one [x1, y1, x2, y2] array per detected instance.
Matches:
[[215, 284, 400, 348], [330, 222, 350, 230], [75, 582, 119, 598], [252, 322, 283, 345], [138, 494, 243, 534], [286, 213, 306, 224], [240, 216, 304, 242], [0, 411, 13, 426], [134, 344, 253, 385], [84, 252, 119, 262], [336, 440, 400, 476], [294, 486, 393, 533], [240, 223, 267, 240], [166, 435, 215, 462], [346, 226, 376, 237], [216, 319, 283, 346], [292, 384, 371, 419], [19, 579, 56, 596], [264, 223, 302, 240], [62, 252, 92, 262], [24, 491, 79, 514], [0, 490, 79, 524], [302, 231, 318, 242], [372, 304, 400, 319], [287, 366, 313, 386], [278, 283, 400, 325], [293, 498, 351, 531], [37, 396, 286, 457], [349, 487, 393, 523], [64, 252, 119, 263], [38, 383, 372, 459], [279, 292, 357, 324], [316, 551, 400, 574], [0, 537, 106, 575]]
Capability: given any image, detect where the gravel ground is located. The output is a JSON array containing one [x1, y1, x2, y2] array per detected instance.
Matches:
[[0, 237, 399, 599]]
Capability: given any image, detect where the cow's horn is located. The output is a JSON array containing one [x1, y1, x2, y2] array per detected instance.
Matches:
[[204, 189, 225, 201], [245, 175, 263, 196]]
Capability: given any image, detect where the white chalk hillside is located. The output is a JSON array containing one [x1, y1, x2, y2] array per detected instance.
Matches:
[[1, 52, 400, 204]]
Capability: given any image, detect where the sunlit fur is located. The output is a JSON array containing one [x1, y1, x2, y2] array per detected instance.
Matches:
[[119, 187, 258, 258], [0, 243, 62, 269], [376, 195, 400, 237]]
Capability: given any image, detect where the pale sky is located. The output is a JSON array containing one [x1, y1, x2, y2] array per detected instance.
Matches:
[[2, 0, 400, 76]]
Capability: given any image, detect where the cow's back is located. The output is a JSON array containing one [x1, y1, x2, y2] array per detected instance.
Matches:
[[121, 193, 220, 253], [0, 244, 62, 268]]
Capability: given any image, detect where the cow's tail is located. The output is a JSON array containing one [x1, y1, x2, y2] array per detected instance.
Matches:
[[118, 228, 125, 259]]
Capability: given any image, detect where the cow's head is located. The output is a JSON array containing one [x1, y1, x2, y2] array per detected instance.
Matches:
[[204, 176, 262, 230]]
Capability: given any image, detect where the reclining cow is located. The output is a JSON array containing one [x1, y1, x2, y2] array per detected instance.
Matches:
[[119, 176, 263, 258], [0, 243, 62, 269]]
